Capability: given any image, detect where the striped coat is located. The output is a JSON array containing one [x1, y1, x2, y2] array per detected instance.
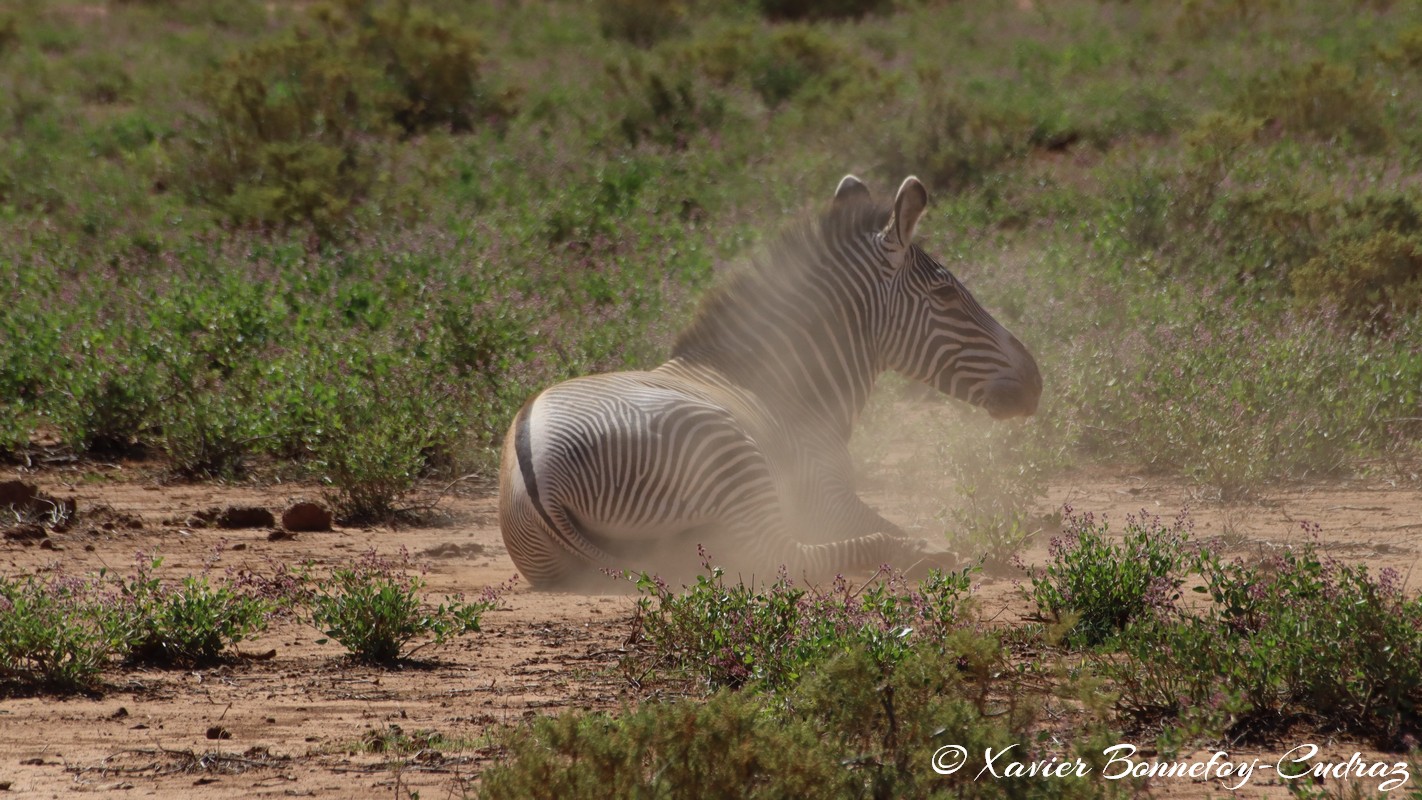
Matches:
[[499, 175, 1041, 589]]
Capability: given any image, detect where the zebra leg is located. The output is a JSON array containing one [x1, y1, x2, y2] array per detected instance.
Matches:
[[784, 533, 926, 584], [789, 449, 917, 542], [817, 493, 907, 539]]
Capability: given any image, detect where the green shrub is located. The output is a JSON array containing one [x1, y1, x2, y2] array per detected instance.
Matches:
[[310, 360, 469, 521], [1106, 112, 1269, 265], [188, 29, 384, 232], [356, 1, 510, 134], [1093, 303, 1418, 498], [308, 549, 505, 664], [1236, 60, 1388, 152], [186, 0, 507, 232], [0, 573, 128, 691], [747, 25, 863, 108], [1106, 536, 1422, 746], [1291, 231, 1422, 321], [1030, 508, 1194, 647], [119, 556, 271, 666], [84, 112, 162, 159], [627, 560, 974, 691], [485, 643, 1118, 799], [0, 14, 18, 57], [482, 689, 843, 799], [0, 553, 273, 687], [52, 335, 160, 456], [73, 53, 134, 105], [596, 0, 687, 47], [610, 52, 727, 149], [1178, 111, 1263, 221], [1175, 0, 1278, 39], [157, 382, 269, 479], [884, 74, 1036, 192], [1389, 24, 1422, 69]]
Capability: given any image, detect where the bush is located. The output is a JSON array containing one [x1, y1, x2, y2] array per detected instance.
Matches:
[[1030, 508, 1194, 647], [1236, 60, 1388, 152], [626, 558, 975, 691], [0, 573, 128, 691], [1106, 534, 1422, 746], [0, 553, 274, 688], [118, 555, 272, 666], [1291, 231, 1422, 322], [747, 25, 867, 108], [609, 52, 727, 149], [596, 0, 687, 47], [52, 336, 160, 456], [884, 75, 1036, 192], [484, 642, 1118, 800], [308, 549, 506, 664], [157, 382, 270, 479], [1093, 302, 1417, 498], [188, 29, 384, 232], [311, 362, 468, 522], [356, 1, 509, 134], [187, 0, 507, 232]]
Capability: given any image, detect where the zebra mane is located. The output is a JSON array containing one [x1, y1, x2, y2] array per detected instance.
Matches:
[[671, 195, 891, 360]]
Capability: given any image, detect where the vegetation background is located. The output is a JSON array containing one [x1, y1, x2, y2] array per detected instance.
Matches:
[[2, 0, 1420, 519]]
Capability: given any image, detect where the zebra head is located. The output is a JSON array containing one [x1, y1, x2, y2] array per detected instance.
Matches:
[[836, 174, 1042, 419]]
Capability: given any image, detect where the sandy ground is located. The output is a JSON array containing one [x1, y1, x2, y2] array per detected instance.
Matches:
[[1, 458, 1420, 798]]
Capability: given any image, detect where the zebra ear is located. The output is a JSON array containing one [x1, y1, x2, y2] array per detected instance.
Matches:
[[832, 174, 871, 207], [885, 176, 929, 250]]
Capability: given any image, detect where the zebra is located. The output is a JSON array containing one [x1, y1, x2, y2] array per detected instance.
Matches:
[[498, 174, 1042, 590]]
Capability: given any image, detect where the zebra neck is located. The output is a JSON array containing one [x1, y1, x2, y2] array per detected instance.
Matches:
[[659, 345, 877, 441], [668, 218, 887, 439]]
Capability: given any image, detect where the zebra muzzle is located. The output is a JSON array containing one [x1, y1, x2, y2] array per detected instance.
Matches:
[[982, 377, 1040, 420]]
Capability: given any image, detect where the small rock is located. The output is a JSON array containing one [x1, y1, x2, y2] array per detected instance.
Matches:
[[281, 501, 332, 532], [267, 529, 296, 542], [216, 506, 275, 529], [205, 726, 231, 740], [38, 539, 61, 551]]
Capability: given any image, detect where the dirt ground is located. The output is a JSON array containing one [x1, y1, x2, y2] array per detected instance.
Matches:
[[1, 458, 1420, 798]]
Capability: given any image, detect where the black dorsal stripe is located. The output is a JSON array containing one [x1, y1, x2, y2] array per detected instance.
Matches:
[[514, 399, 561, 537]]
